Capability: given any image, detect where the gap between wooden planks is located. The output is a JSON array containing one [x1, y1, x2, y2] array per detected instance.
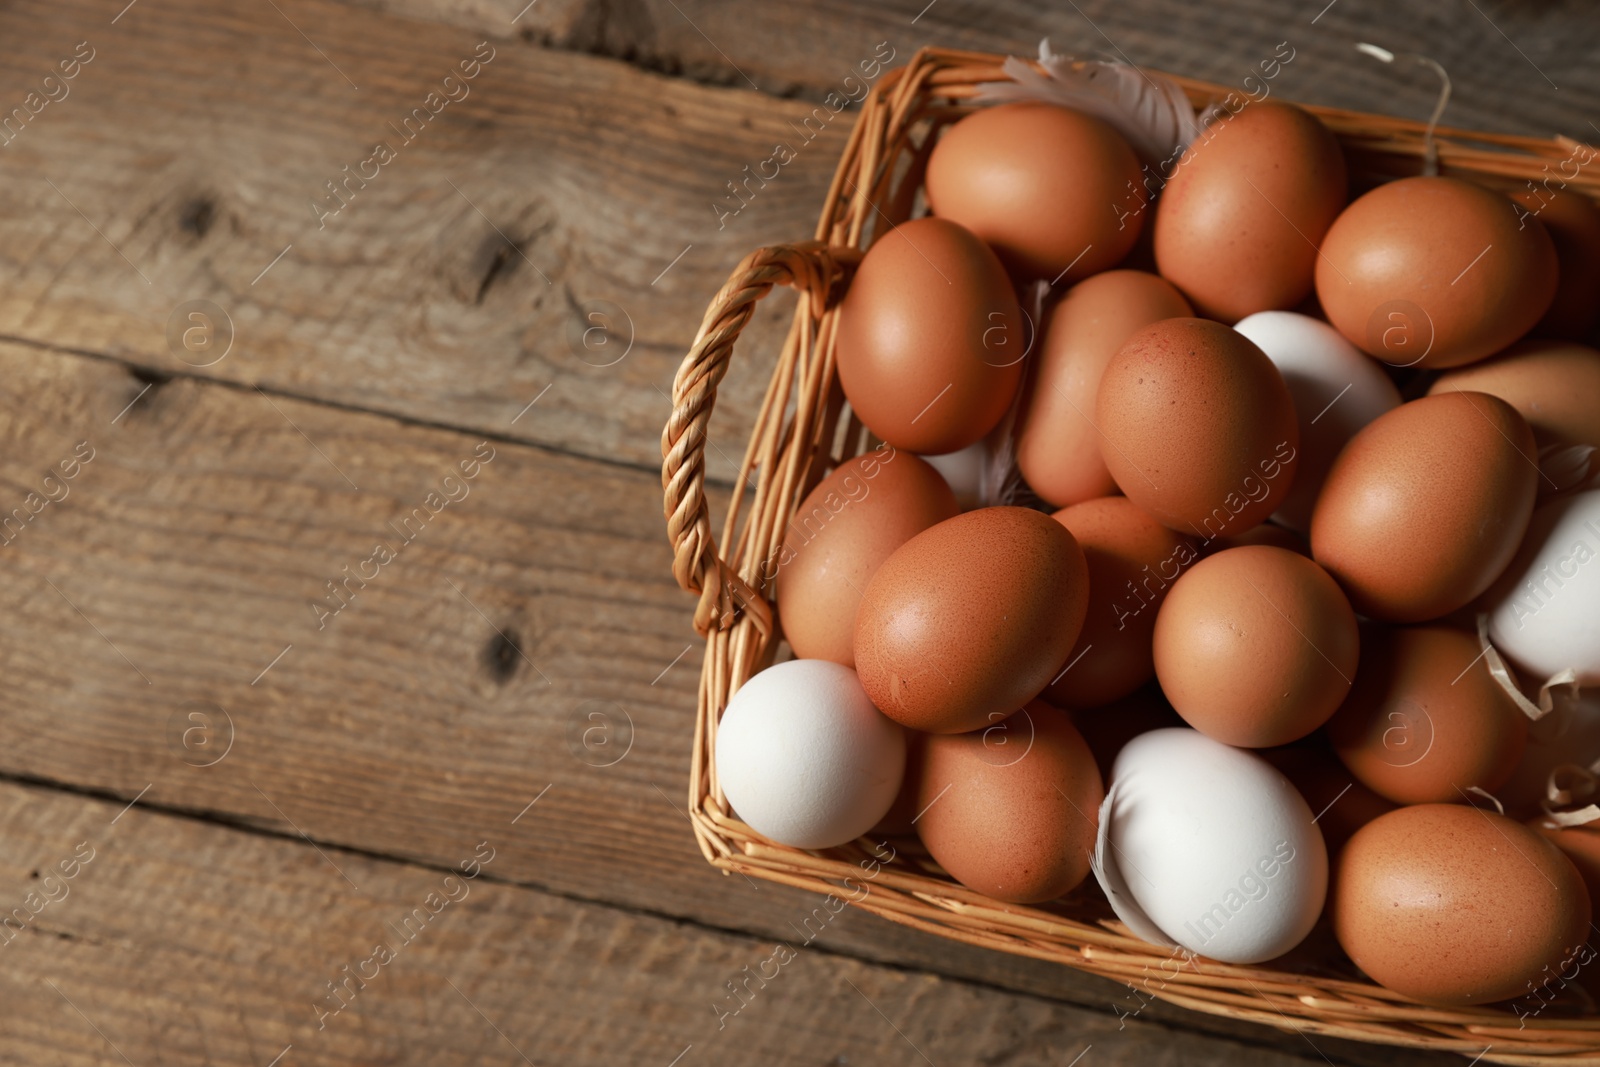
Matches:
[[1, 777, 1355, 1067]]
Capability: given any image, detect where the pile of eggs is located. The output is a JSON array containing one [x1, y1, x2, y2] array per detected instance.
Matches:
[[713, 96, 1600, 1008]]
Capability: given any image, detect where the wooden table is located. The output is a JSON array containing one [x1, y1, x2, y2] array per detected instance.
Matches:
[[0, 1, 1592, 1063]]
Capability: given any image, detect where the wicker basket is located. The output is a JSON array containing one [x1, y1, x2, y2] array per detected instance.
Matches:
[[660, 46, 1600, 1064]]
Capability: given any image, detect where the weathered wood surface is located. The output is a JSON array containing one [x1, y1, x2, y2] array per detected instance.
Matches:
[[0, 0, 1589, 1062], [1, 779, 1357, 1066], [0, 0, 833, 484], [370, 0, 1600, 135], [0, 340, 1462, 1064]]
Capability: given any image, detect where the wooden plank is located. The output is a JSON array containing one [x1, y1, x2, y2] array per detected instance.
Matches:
[[0, 0, 847, 483], [0, 341, 1458, 1065], [0, 778, 1383, 1066], [369, 0, 1600, 137]]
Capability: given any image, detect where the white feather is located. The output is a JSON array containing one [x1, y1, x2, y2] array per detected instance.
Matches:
[[973, 39, 1210, 167]]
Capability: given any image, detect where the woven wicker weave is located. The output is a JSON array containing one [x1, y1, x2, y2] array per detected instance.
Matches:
[[660, 46, 1600, 1065]]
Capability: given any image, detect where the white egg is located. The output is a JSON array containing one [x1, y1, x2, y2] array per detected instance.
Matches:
[[1486, 489, 1600, 686], [1234, 311, 1400, 533], [715, 659, 905, 849], [1093, 728, 1327, 964]]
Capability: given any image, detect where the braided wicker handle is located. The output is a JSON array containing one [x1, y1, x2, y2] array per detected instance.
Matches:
[[661, 240, 859, 638]]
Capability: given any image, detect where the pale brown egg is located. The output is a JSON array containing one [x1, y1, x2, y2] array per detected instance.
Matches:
[[1015, 270, 1193, 507], [1153, 546, 1358, 748], [925, 102, 1144, 283], [1315, 176, 1558, 369], [1046, 497, 1198, 709], [1334, 804, 1590, 1006], [1154, 102, 1347, 322], [835, 216, 1024, 454], [1310, 392, 1538, 622], [774, 448, 959, 666], [1325, 624, 1527, 804], [1428, 339, 1600, 452], [1096, 318, 1299, 540], [1511, 185, 1600, 340], [855, 507, 1088, 734], [915, 702, 1103, 903]]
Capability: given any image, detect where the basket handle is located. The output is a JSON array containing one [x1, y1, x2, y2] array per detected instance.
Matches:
[[661, 240, 860, 638]]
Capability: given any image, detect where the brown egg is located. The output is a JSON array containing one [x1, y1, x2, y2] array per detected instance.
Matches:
[[1096, 318, 1299, 539], [1015, 270, 1193, 507], [835, 216, 1024, 454], [915, 702, 1103, 903], [925, 102, 1144, 283], [1310, 392, 1538, 622], [1429, 340, 1600, 452], [1046, 497, 1198, 709], [774, 447, 960, 665], [1316, 176, 1558, 369], [1153, 546, 1358, 748], [1069, 685, 1184, 781], [1511, 185, 1600, 340], [1333, 804, 1591, 1005], [1154, 102, 1347, 322], [1261, 742, 1395, 854], [855, 507, 1088, 734], [1326, 624, 1527, 804]]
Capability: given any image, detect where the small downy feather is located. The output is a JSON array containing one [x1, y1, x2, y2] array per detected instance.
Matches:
[[973, 39, 1211, 167]]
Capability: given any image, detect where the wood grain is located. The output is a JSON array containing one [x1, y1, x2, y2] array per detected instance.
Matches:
[[0, 779, 1361, 1066], [0, 340, 1459, 1064], [356, 0, 1600, 136], [0, 0, 851, 483]]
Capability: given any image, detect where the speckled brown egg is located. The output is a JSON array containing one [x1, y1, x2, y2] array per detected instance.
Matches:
[[915, 702, 1103, 903], [774, 447, 959, 666], [1153, 546, 1358, 748], [855, 507, 1088, 734], [1334, 804, 1591, 1006], [1429, 340, 1600, 452], [1096, 318, 1300, 539], [1316, 176, 1558, 369], [925, 102, 1144, 283], [1015, 270, 1193, 507], [1326, 624, 1527, 805], [835, 216, 1024, 454], [1045, 497, 1198, 709], [1511, 185, 1600, 340], [1310, 392, 1538, 622], [1154, 102, 1347, 322]]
